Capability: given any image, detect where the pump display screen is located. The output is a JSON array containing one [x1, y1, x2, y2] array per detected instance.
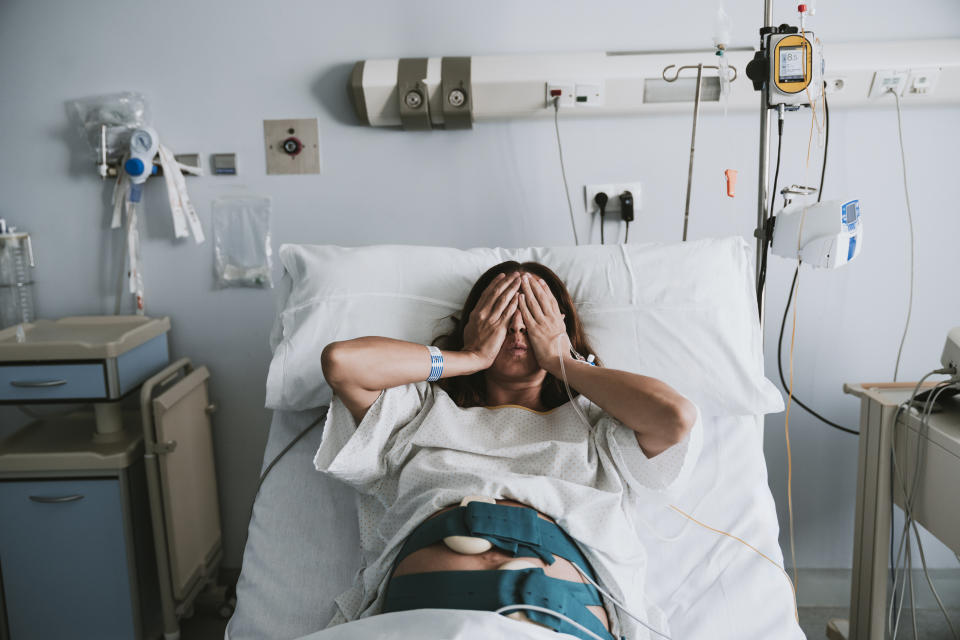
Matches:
[[778, 46, 805, 83], [844, 201, 859, 226]]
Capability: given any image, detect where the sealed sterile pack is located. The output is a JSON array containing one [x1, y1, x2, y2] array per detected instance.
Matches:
[[212, 196, 274, 288], [66, 92, 151, 165]]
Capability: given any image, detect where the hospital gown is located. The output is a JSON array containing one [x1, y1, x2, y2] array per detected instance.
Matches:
[[314, 381, 703, 639]]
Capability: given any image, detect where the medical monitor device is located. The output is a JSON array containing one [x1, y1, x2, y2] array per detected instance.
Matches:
[[746, 26, 823, 109], [767, 32, 822, 107], [770, 199, 861, 269]]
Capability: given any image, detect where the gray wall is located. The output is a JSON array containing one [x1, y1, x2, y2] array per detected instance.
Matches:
[[1, 0, 958, 572]]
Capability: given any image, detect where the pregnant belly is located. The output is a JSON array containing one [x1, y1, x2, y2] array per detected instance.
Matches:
[[390, 499, 610, 631]]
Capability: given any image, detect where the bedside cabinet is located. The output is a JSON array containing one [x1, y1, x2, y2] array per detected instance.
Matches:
[[0, 415, 160, 640]]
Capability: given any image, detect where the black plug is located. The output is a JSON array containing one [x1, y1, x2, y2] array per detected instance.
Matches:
[[619, 191, 634, 222], [594, 192, 609, 244]]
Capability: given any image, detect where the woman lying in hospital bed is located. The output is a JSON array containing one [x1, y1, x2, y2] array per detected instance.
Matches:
[[316, 261, 703, 640]]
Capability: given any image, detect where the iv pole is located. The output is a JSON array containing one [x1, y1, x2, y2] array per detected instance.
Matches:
[[756, 0, 774, 331]]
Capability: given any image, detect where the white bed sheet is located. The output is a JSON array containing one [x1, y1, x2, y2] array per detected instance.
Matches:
[[227, 408, 802, 640]]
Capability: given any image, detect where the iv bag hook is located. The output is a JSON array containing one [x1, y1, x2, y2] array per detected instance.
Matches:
[[662, 64, 738, 83], [661, 62, 738, 242]]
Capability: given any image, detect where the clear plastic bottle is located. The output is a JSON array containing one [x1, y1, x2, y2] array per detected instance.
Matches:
[[0, 221, 36, 328]]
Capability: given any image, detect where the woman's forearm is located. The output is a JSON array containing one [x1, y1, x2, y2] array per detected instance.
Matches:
[[322, 337, 485, 392], [545, 356, 697, 457]]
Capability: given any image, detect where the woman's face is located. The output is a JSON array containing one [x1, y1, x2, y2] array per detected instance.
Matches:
[[487, 291, 542, 380]]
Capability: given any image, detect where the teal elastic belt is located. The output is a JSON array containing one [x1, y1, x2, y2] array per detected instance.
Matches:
[[394, 501, 596, 579], [383, 568, 615, 640]]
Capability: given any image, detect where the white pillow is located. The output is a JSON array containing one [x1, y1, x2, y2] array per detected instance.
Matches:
[[265, 238, 783, 417]]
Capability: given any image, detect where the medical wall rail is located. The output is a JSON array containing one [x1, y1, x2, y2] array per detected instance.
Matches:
[[347, 33, 960, 317]]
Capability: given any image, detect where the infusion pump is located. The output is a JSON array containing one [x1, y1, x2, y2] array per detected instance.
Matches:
[[771, 199, 862, 269], [747, 25, 824, 108]]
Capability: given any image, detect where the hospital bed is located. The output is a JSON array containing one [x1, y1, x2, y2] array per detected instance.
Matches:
[[225, 237, 804, 640]]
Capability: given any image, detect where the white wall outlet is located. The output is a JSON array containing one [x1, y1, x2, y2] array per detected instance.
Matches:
[[906, 67, 941, 95], [584, 182, 642, 216], [824, 75, 847, 95], [575, 83, 604, 106], [545, 82, 575, 108], [868, 69, 908, 99]]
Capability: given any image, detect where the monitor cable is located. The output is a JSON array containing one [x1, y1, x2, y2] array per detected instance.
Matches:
[[891, 90, 916, 383], [553, 97, 580, 245]]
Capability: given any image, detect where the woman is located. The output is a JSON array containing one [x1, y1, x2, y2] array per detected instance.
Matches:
[[318, 261, 700, 639]]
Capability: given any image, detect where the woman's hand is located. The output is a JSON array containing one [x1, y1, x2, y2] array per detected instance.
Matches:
[[518, 274, 571, 373], [462, 273, 522, 368]]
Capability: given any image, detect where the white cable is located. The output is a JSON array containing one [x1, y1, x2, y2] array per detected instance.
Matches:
[[889, 376, 937, 634], [891, 90, 915, 382], [887, 370, 939, 635], [569, 562, 673, 639], [909, 515, 960, 640], [553, 98, 580, 245], [908, 541, 918, 640], [905, 383, 960, 640], [889, 376, 960, 638], [557, 334, 592, 431], [495, 604, 606, 640]]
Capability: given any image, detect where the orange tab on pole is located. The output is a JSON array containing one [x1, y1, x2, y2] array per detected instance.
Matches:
[[724, 169, 737, 198]]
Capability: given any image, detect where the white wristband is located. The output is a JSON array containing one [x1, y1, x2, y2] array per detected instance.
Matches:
[[426, 345, 444, 381]]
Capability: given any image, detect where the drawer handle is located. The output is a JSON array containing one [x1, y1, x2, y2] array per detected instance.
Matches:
[[29, 494, 85, 504], [10, 379, 68, 388]]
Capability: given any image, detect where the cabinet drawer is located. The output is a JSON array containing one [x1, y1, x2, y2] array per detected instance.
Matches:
[[0, 478, 135, 639], [0, 363, 107, 402]]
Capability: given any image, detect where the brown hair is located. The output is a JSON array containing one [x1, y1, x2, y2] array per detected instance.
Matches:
[[434, 261, 600, 409]]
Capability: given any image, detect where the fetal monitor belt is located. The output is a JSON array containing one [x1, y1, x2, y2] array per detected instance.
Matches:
[[383, 568, 614, 640], [395, 501, 594, 575]]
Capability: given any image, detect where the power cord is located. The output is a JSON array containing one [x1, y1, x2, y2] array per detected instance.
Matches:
[[891, 90, 916, 383], [756, 108, 784, 307], [553, 97, 579, 245], [255, 409, 326, 498], [594, 192, 608, 245], [777, 266, 859, 436], [619, 191, 634, 245]]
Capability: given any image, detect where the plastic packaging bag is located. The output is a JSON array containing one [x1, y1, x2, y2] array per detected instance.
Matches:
[[213, 196, 273, 288], [713, 2, 733, 115], [66, 92, 151, 165]]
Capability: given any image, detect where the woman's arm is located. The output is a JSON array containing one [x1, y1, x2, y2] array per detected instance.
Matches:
[[322, 272, 522, 424], [322, 338, 486, 423], [517, 274, 696, 457], [544, 357, 696, 457]]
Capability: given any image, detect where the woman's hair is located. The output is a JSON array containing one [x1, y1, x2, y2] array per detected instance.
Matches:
[[434, 261, 600, 409]]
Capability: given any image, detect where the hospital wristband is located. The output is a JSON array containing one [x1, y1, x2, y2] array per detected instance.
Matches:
[[426, 345, 444, 382]]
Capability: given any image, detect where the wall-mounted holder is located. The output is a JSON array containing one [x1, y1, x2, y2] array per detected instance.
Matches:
[[263, 119, 321, 175], [101, 153, 201, 179]]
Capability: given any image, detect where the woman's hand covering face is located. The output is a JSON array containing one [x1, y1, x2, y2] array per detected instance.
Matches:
[[518, 274, 572, 371], [462, 273, 522, 368]]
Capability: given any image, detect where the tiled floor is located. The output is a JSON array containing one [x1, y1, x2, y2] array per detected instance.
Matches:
[[180, 606, 960, 639], [799, 606, 960, 639]]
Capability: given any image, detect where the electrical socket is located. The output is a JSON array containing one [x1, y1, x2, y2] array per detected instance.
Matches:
[[584, 182, 642, 216], [545, 82, 575, 108], [869, 69, 908, 99], [906, 67, 940, 95], [824, 75, 847, 95]]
